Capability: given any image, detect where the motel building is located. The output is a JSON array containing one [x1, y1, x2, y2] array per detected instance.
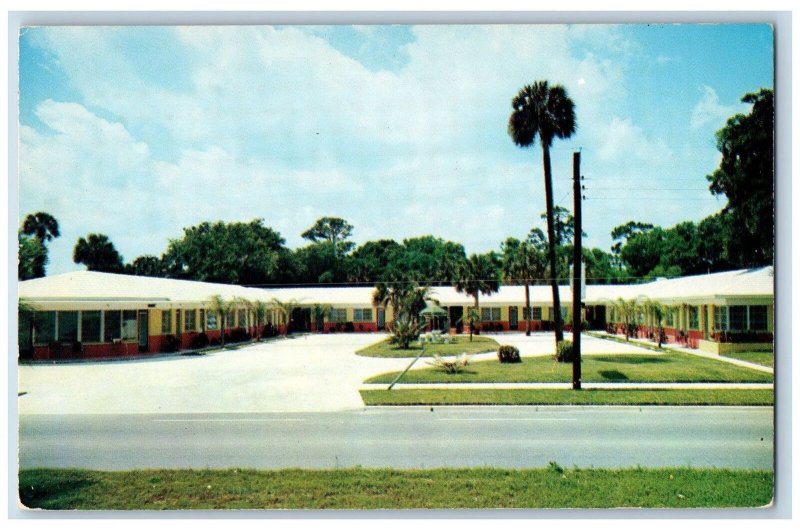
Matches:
[[17, 267, 773, 362]]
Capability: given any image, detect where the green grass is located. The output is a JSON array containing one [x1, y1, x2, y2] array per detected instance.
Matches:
[[365, 352, 774, 384], [18, 467, 773, 509], [720, 351, 775, 368], [360, 388, 774, 406], [356, 335, 499, 358]]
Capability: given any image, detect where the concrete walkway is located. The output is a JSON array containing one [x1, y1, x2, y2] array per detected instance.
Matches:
[[590, 331, 774, 374]]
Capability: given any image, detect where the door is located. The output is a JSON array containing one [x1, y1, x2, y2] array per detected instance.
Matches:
[[449, 306, 464, 334], [377, 308, 385, 330], [509, 306, 518, 330], [138, 310, 149, 352]]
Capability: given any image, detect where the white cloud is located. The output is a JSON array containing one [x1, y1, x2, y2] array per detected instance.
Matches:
[[690, 85, 744, 130]]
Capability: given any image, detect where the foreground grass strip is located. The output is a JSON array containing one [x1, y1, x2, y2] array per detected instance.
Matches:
[[360, 389, 774, 406], [356, 335, 499, 358], [19, 467, 773, 510], [365, 353, 773, 384]]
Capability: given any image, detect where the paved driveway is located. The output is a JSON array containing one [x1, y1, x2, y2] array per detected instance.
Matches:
[[17, 334, 412, 415], [17, 332, 656, 415]]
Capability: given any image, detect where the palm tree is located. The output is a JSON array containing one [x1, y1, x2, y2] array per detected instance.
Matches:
[[208, 294, 234, 346], [311, 303, 332, 332], [252, 300, 268, 340], [271, 298, 299, 336], [73, 233, 124, 272], [21, 212, 60, 278], [613, 298, 639, 341], [454, 253, 501, 342], [508, 81, 577, 346], [502, 236, 547, 336]]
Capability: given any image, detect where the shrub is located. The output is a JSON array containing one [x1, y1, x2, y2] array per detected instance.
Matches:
[[555, 340, 574, 363], [189, 332, 209, 350], [261, 324, 278, 338], [160, 334, 180, 353], [428, 353, 472, 374], [388, 317, 423, 349], [228, 328, 251, 343], [497, 345, 521, 363]]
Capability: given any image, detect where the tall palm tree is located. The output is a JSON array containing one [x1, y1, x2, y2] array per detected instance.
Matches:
[[271, 298, 299, 336], [508, 81, 576, 345], [21, 212, 60, 278], [454, 253, 501, 341]]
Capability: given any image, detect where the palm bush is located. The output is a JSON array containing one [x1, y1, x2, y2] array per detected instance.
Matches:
[[497, 345, 521, 363], [388, 317, 424, 349], [555, 340, 574, 363], [428, 353, 472, 374]]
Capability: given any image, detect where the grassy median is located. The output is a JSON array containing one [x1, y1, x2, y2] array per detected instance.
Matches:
[[356, 335, 499, 358], [365, 353, 773, 384], [19, 467, 773, 509], [360, 388, 774, 406]]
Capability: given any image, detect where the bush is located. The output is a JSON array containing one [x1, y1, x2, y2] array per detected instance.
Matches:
[[160, 334, 180, 353], [228, 328, 251, 343], [261, 324, 278, 338], [555, 340, 574, 363], [428, 353, 472, 374], [497, 345, 521, 363], [189, 332, 209, 350]]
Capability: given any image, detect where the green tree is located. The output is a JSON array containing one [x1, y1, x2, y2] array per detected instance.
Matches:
[[18, 232, 47, 280], [454, 253, 501, 341], [162, 219, 288, 285], [301, 217, 355, 281], [208, 294, 235, 346], [707, 88, 774, 266], [501, 235, 546, 336], [20, 212, 60, 278], [126, 255, 164, 277], [346, 239, 402, 283], [73, 233, 124, 272], [271, 298, 299, 336], [508, 81, 577, 345]]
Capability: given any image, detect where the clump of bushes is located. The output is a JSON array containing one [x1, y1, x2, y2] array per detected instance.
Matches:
[[554, 340, 574, 363], [497, 345, 521, 363], [160, 334, 179, 353], [428, 353, 471, 374], [189, 332, 209, 350]]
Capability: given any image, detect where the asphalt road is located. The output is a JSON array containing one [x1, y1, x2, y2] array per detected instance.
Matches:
[[18, 406, 773, 471]]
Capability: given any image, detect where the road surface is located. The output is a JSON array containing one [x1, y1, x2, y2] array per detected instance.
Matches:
[[18, 406, 773, 471]]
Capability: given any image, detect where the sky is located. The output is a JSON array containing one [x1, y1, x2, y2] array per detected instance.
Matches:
[[17, 23, 774, 276]]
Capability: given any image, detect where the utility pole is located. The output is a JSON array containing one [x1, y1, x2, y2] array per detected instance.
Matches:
[[572, 151, 582, 390]]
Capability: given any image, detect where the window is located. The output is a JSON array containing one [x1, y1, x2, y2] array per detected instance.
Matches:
[[714, 307, 728, 331], [688, 306, 699, 330], [81, 310, 102, 343], [548, 307, 569, 320], [238, 309, 247, 328], [729, 306, 747, 331], [206, 311, 218, 330], [330, 308, 347, 323], [161, 311, 172, 334], [58, 311, 79, 342], [33, 311, 56, 344], [749, 306, 768, 331], [122, 311, 137, 340], [199, 309, 206, 331], [185, 309, 196, 331], [226, 310, 236, 327], [523, 307, 542, 320], [666, 308, 675, 327], [353, 308, 372, 322], [104, 311, 122, 342], [481, 307, 501, 321]]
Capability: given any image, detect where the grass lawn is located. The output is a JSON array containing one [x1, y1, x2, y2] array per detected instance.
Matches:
[[19, 467, 773, 509], [360, 388, 774, 406], [356, 335, 499, 358], [720, 350, 775, 368], [364, 352, 774, 384]]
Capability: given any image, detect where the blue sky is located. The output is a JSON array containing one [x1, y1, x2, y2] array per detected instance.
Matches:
[[17, 24, 774, 275]]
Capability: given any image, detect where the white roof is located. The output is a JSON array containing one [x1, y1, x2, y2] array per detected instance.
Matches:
[[18, 266, 774, 309]]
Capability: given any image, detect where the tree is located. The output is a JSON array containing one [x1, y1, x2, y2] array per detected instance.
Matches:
[[73, 233, 124, 272], [18, 232, 46, 280], [454, 253, 501, 341], [301, 217, 355, 281], [208, 295, 235, 346], [271, 298, 299, 336], [126, 255, 164, 277], [162, 219, 289, 285], [346, 239, 401, 283], [501, 236, 546, 336], [20, 212, 60, 278], [508, 81, 577, 346], [707, 88, 774, 266], [613, 298, 639, 341]]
